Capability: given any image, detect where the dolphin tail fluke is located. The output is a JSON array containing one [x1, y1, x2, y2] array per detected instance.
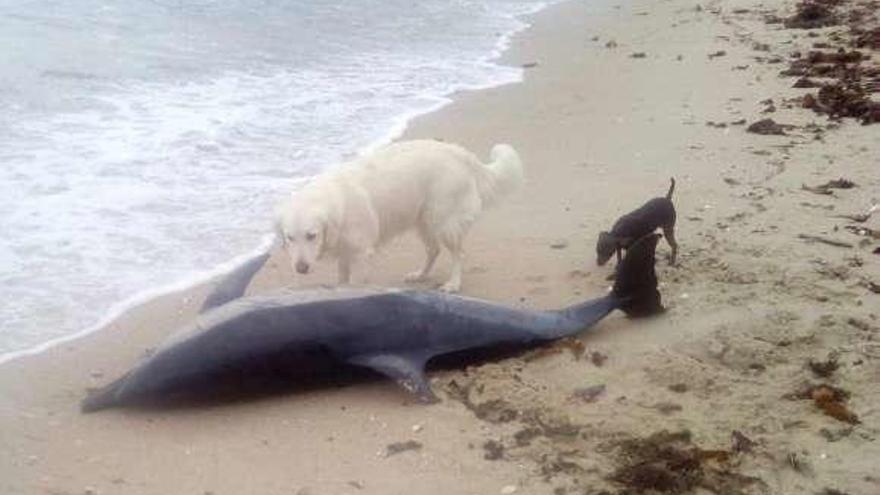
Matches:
[[612, 233, 664, 317], [200, 251, 272, 313], [80, 375, 127, 413]]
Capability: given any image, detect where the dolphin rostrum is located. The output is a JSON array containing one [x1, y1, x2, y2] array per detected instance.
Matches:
[[81, 234, 663, 412]]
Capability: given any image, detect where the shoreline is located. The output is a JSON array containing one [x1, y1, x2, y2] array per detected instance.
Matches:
[[0, 0, 561, 364], [0, 234, 277, 366], [2, 0, 879, 493]]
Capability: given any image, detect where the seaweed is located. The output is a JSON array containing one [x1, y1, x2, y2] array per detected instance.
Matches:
[[608, 430, 763, 494], [789, 384, 860, 424], [784, 1, 841, 29]]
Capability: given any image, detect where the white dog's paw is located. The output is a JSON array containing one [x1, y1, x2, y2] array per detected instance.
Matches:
[[404, 271, 428, 283], [438, 281, 461, 293]]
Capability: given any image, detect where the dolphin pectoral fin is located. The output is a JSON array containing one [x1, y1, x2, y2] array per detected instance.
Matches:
[[347, 354, 438, 404]]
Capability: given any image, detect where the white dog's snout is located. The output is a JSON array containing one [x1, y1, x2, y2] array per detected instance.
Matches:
[[295, 260, 310, 274]]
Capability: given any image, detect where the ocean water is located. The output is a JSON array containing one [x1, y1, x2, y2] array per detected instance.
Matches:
[[0, 0, 552, 359]]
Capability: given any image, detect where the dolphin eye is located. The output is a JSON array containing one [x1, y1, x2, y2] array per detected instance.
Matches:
[[305, 232, 317, 242]]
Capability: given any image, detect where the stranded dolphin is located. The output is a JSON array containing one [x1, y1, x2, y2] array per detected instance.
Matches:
[[200, 251, 272, 312], [81, 234, 663, 412]]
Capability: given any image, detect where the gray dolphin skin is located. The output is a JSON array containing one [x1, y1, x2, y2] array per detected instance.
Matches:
[[81, 234, 663, 412], [200, 251, 271, 312]]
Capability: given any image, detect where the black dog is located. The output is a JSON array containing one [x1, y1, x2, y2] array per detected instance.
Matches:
[[596, 178, 677, 266]]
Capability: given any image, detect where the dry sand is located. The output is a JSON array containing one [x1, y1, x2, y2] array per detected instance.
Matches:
[[2, 0, 879, 493]]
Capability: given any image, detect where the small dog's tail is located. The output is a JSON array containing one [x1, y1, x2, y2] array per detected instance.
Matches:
[[666, 177, 676, 200], [612, 233, 665, 317], [477, 143, 524, 208]]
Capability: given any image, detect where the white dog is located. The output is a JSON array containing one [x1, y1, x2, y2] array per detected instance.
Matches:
[[275, 139, 523, 292]]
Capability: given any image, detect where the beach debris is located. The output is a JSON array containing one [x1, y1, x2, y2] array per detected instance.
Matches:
[[521, 62, 539, 69], [803, 83, 880, 124], [445, 380, 520, 424], [746, 118, 787, 135], [708, 50, 727, 59], [570, 384, 606, 403], [861, 280, 880, 294], [483, 440, 505, 460], [846, 317, 873, 332], [589, 350, 607, 367], [609, 430, 763, 493], [514, 427, 541, 447], [808, 353, 840, 378], [854, 27, 880, 49], [816, 177, 856, 189], [630, 52, 647, 58], [549, 240, 568, 249], [775, 10, 880, 124], [561, 338, 585, 359], [784, 0, 840, 29], [787, 451, 813, 474], [651, 401, 683, 415], [834, 203, 878, 223], [794, 76, 822, 88], [347, 481, 365, 490], [844, 225, 880, 240], [731, 430, 757, 453], [797, 234, 853, 248], [668, 383, 688, 393], [605, 40, 618, 48], [412, 423, 423, 433], [789, 383, 860, 424], [819, 426, 853, 442], [523, 338, 584, 361], [385, 440, 423, 457], [819, 489, 851, 495], [500, 485, 518, 495], [844, 255, 863, 267]]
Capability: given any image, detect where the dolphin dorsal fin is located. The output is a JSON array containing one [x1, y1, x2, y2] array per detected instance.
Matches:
[[347, 353, 437, 403]]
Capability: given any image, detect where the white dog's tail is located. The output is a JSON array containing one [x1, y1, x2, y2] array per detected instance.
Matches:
[[477, 143, 524, 208]]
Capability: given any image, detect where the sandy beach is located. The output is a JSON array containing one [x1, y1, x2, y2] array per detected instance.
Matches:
[[2, 0, 879, 493]]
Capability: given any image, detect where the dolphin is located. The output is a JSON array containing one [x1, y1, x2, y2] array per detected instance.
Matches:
[[200, 251, 272, 312], [81, 234, 663, 412]]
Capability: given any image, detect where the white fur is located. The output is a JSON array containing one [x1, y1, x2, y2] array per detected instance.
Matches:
[[275, 139, 524, 292]]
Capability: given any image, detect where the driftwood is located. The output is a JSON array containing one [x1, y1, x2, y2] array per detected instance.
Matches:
[[834, 204, 878, 223], [802, 178, 857, 195], [797, 234, 853, 248], [844, 225, 880, 240]]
